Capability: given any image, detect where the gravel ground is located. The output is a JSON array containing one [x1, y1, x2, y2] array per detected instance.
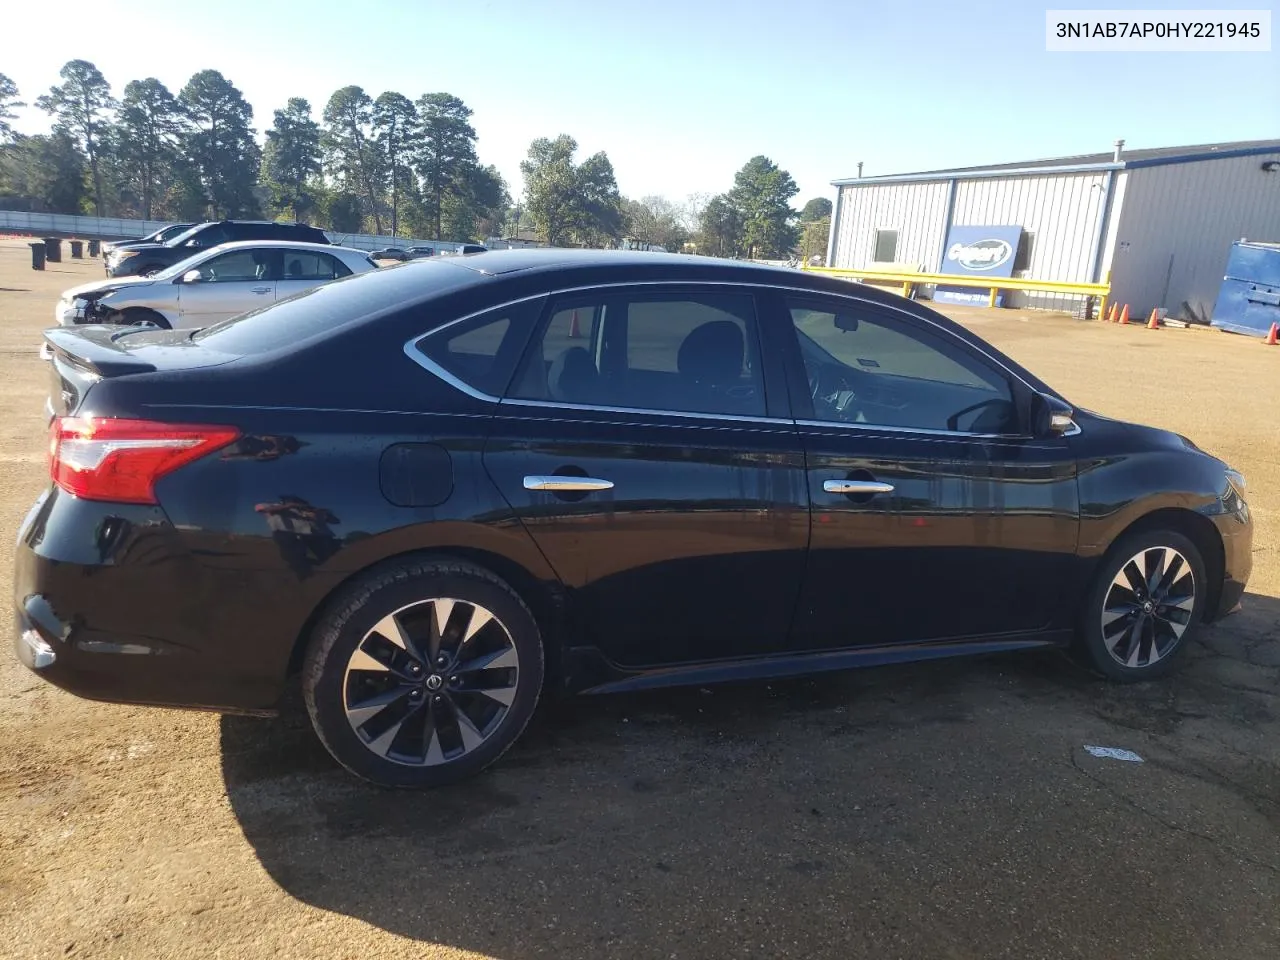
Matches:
[[0, 239, 1277, 960]]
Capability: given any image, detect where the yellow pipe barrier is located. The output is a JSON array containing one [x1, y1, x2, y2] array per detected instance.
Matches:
[[801, 264, 1112, 317]]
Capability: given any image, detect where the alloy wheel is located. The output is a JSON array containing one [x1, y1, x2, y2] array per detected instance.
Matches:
[[1100, 546, 1196, 668], [342, 598, 520, 766]]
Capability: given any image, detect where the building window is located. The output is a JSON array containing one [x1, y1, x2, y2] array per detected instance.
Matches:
[[1013, 231, 1035, 273], [872, 229, 899, 263]]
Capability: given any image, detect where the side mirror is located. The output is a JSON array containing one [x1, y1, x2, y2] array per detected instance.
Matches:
[[182, 269, 202, 284], [833, 313, 859, 332], [1032, 391, 1077, 437]]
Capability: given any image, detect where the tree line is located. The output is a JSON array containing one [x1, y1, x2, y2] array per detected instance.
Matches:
[[0, 61, 829, 258]]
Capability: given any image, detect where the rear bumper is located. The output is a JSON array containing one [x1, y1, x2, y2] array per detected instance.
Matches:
[[12, 489, 306, 715]]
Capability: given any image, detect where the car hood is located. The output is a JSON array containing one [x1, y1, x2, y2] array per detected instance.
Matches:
[[111, 242, 172, 256], [61, 275, 158, 300], [104, 238, 151, 252], [1076, 407, 1222, 461]]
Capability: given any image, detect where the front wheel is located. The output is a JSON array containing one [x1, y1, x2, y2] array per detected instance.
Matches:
[[303, 558, 544, 787], [108, 307, 171, 329], [1077, 530, 1207, 681]]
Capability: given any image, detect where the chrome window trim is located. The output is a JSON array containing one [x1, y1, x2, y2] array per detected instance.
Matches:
[[501, 396, 794, 427], [796, 418, 1019, 441], [401, 278, 1081, 437]]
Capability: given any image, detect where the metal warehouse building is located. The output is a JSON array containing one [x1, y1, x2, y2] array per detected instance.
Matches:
[[825, 139, 1280, 320]]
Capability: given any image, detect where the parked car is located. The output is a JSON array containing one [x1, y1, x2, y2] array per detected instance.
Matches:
[[18, 250, 1251, 788], [105, 220, 331, 278], [371, 247, 411, 261], [101, 223, 197, 260], [56, 241, 376, 330], [406, 246, 437, 259]]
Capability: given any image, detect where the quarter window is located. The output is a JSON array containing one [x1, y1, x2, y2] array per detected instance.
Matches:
[[415, 300, 542, 398], [788, 299, 1018, 434], [509, 291, 765, 417], [281, 251, 350, 280]]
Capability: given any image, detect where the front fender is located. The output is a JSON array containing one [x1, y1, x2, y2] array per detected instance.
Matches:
[[1076, 447, 1234, 557]]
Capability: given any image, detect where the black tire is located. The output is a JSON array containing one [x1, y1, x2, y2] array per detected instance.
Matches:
[[1077, 529, 1207, 682], [303, 557, 544, 787]]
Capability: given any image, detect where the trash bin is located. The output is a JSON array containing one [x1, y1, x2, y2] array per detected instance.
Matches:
[[29, 242, 46, 271], [87, 239, 100, 258], [1211, 240, 1280, 337], [43, 238, 62, 263], [69, 240, 84, 259]]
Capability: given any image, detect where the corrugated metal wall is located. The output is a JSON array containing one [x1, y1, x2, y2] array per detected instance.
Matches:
[[829, 173, 1108, 312], [951, 173, 1108, 311], [1108, 153, 1280, 321], [830, 181, 950, 271]]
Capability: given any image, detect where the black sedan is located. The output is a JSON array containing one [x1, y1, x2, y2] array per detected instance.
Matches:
[[15, 251, 1252, 787]]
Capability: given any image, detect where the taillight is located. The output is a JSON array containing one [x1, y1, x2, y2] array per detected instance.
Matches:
[[49, 417, 240, 504]]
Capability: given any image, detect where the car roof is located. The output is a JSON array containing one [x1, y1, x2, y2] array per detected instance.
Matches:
[[430, 248, 842, 284], [200, 240, 362, 255]]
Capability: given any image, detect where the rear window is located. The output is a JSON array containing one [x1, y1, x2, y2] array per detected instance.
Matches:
[[191, 259, 482, 355]]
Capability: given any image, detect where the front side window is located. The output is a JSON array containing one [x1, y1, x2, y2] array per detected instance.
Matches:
[[789, 298, 1018, 434], [192, 249, 276, 283], [508, 290, 765, 417], [281, 251, 350, 281], [185, 225, 228, 247]]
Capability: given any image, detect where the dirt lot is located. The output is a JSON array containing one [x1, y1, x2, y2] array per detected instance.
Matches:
[[0, 238, 1277, 960]]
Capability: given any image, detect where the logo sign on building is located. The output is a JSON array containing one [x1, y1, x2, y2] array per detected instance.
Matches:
[[934, 225, 1023, 306]]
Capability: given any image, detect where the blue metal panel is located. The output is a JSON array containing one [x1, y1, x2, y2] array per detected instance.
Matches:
[[1211, 241, 1280, 336]]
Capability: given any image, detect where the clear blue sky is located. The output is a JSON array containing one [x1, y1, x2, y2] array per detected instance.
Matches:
[[4, 0, 1276, 205]]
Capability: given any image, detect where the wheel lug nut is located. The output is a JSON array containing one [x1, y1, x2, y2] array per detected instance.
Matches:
[[436, 656, 448, 667]]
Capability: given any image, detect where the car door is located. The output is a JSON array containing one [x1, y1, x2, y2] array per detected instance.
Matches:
[[771, 292, 1080, 651], [176, 248, 280, 328], [476, 284, 809, 670], [274, 249, 352, 302]]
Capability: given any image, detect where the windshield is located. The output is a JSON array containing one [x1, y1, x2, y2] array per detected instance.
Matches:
[[163, 224, 212, 248], [155, 224, 192, 243], [151, 250, 211, 281], [191, 259, 481, 354]]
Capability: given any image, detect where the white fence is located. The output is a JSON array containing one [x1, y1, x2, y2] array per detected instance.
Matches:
[[0, 209, 473, 253]]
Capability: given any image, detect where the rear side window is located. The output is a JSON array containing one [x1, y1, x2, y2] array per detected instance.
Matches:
[[414, 298, 544, 397], [192, 259, 481, 355], [281, 251, 350, 280]]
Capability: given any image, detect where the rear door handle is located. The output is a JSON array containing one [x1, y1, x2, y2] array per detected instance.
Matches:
[[823, 479, 895, 495], [523, 475, 614, 492], [251, 286, 272, 294]]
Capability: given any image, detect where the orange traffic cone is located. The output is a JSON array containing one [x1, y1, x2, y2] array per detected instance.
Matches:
[[1266, 322, 1279, 345], [1106, 303, 1118, 323], [1147, 309, 1160, 330], [568, 309, 581, 339], [1119, 305, 1130, 325]]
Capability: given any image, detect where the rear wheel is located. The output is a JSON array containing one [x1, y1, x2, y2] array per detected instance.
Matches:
[[1077, 530, 1206, 681], [303, 558, 544, 787]]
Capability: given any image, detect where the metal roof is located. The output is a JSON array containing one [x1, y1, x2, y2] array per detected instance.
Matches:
[[832, 139, 1280, 186]]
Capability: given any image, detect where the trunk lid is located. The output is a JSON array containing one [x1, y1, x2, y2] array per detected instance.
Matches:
[[44, 326, 238, 418]]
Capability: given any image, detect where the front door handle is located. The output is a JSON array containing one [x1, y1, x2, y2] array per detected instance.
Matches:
[[251, 286, 272, 294], [523, 475, 614, 492], [823, 479, 895, 495]]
